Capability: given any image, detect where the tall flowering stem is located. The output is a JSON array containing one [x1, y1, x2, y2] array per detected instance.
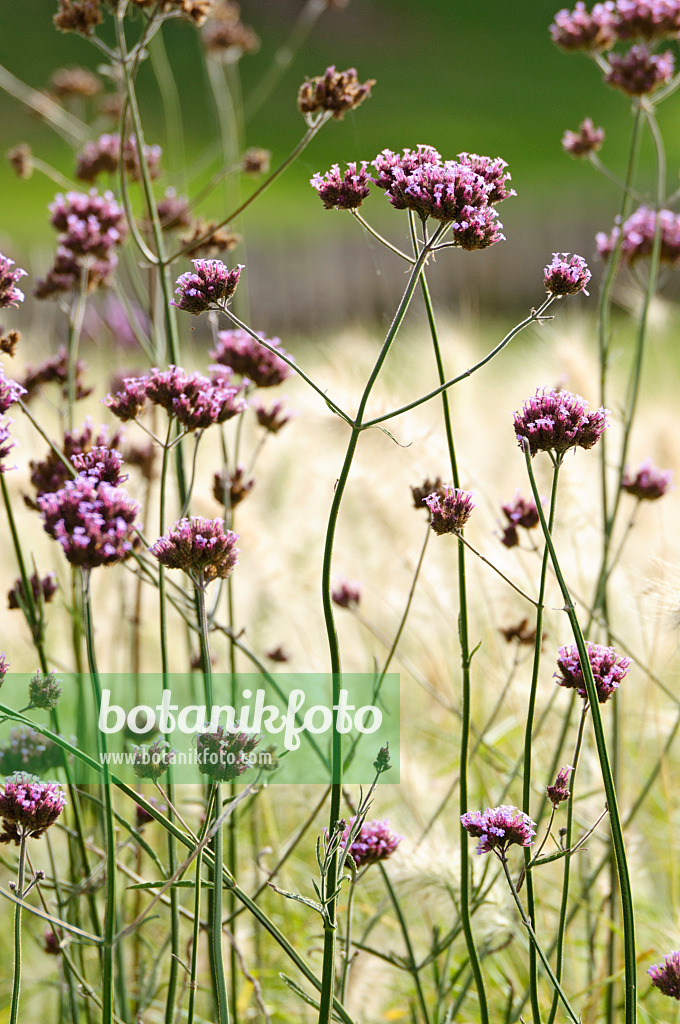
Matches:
[[81, 570, 118, 1024], [316, 224, 446, 1024], [522, 442, 637, 1024], [411, 228, 489, 1024], [8, 832, 27, 1024]]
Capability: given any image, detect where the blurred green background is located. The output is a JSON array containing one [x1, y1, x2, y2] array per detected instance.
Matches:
[[1, 0, 678, 324]]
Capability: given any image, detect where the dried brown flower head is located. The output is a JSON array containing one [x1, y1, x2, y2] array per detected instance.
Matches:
[[242, 147, 271, 175], [499, 619, 538, 646], [179, 219, 241, 258], [0, 330, 20, 357], [51, 66, 101, 97], [54, 0, 103, 36], [7, 145, 33, 180]]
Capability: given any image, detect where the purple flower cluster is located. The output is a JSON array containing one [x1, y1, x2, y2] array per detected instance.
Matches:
[[213, 465, 255, 509], [196, 727, 259, 782], [252, 399, 293, 434], [8, 571, 57, 611], [597, 205, 680, 264], [424, 486, 476, 535], [38, 471, 140, 570], [546, 765, 574, 807], [20, 346, 92, 403], [331, 579, 361, 609], [500, 493, 540, 548], [311, 162, 371, 210], [0, 366, 26, 413], [649, 951, 680, 999], [621, 460, 672, 499], [562, 118, 606, 157], [0, 773, 66, 845], [543, 253, 592, 296], [461, 805, 537, 857], [555, 642, 632, 703], [150, 516, 239, 584], [27, 420, 122, 506], [616, 0, 680, 39], [550, 2, 618, 50], [297, 65, 375, 122], [0, 253, 28, 309], [341, 817, 403, 869], [210, 329, 292, 388], [70, 445, 127, 484], [75, 133, 162, 183], [0, 653, 8, 684], [0, 728, 63, 777], [513, 387, 610, 457], [605, 44, 674, 93], [172, 259, 243, 315], [36, 189, 127, 298], [105, 364, 245, 430]]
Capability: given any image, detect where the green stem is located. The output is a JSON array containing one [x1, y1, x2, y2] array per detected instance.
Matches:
[[522, 463, 560, 1024], [316, 225, 445, 1024], [500, 855, 580, 1024], [546, 703, 588, 1024], [523, 445, 637, 1024], [379, 865, 431, 1024], [8, 833, 27, 1024], [416, 239, 489, 1024], [82, 571, 117, 1024]]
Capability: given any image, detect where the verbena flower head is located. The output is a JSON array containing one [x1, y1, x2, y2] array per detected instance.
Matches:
[[38, 475, 140, 570], [456, 152, 516, 203], [297, 65, 375, 122], [212, 465, 255, 508], [605, 44, 674, 94], [142, 365, 246, 429], [546, 765, 574, 807], [562, 118, 606, 157], [37, 189, 126, 298], [500, 492, 540, 547], [20, 346, 92, 403], [615, 0, 680, 40], [461, 805, 536, 856], [332, 579, 361, 609], [8, 571, 57, 611], [424, 486, 475, 534], [311, 162, 371, 210], [0, 773, 66, 844], [544, 252, 591, 296], [513, 387, 610, 457], [51, 65, 101, 97], [71, 445, 127, 485], [371, 145, 443, 191], [54, 0, 103, 35], [28, 672, 62, 711], [150, 516, 239, 584], [0, 654, 8, 685], [104, 377, 148, 422], [621, 460, 673, 500], [649, 951, 680, 999], [0, 254, 28, 309], [0, 367, 26, 413], [172, 259, 243, 315], [253, 399, 293, 434], [597, 206, 680, 264], [555, 642, 632, 703], [133, 739, 175, 781], [75, 133, 162, 184], [210, 329, 292, 387], [28, 421, 122, 504], [196, 727, 259, 782], [341, 817, 402, 868], [550, 2, 618, 50], [0, 728, 63, 777]]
